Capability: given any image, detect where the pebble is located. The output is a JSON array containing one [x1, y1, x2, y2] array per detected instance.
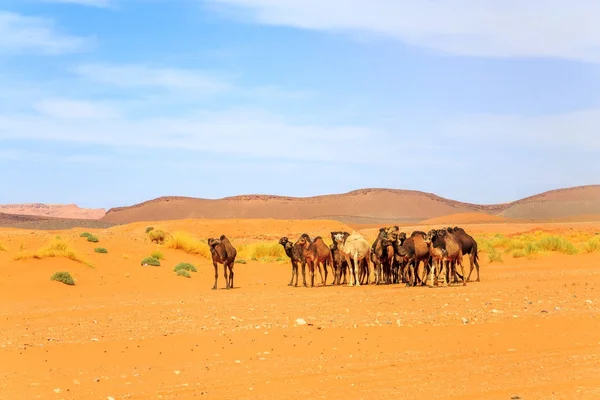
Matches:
[[585, 300, 593, 305], [174, 370, 180, 375], [108, 397, 116, 400], [53, 388, 61, 394], [295, 318, 307, 326], [461, 317, 469, 325]]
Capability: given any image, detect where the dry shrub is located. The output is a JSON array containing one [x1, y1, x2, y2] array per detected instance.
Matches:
[[165, 231, 210, 259], [14, 240, 93, 267], [0, 241, 7, 252], [583, 236, 600, 253], [148, 229, 167, 244], [237, 241, 286, 262], [50, 271, 75, 285]]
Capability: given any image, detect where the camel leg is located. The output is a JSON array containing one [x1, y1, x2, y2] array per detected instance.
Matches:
[[346, 255, 355, 286], [293, 261, 299, 287], [301, 261, 308, 287], [212, 261, 218, 290], [223, 263, 229, 289], [354, 253, 361, 287], [288, 260, 295, 286], [317, 261, 325, 286], [429, 260, 436, 287], [228, 262, 234, 289]]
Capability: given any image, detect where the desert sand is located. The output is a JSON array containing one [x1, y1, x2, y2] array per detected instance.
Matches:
[[1, 216, 600, 400]]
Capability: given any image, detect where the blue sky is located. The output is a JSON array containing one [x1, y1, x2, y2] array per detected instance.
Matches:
[[1, 0, 599, 209]]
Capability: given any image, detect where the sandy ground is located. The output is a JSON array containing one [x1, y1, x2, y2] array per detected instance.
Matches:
[[1, 219, 600, 400]]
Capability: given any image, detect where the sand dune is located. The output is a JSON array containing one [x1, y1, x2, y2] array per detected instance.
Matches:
[[419, 212, 517, 225]]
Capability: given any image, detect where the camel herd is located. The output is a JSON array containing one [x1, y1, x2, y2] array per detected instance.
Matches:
[[207, 226, 480, 290], [279, 226, 481, 288]]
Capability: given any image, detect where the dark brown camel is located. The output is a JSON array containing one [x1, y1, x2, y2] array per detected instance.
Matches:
[[207, 235, 237, 290], [447, 226, 481, 282], [427, 229, 466, 286], [296, 235, 333, 287], [278, 235, 309, 287]]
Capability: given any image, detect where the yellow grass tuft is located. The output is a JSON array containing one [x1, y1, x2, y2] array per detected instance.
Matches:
[[164, 231, 211, 259], [13, 240, 93, 267], [0, 241, 7, 252], [237, 241, 287, 262], [583, 236, 600, 253]]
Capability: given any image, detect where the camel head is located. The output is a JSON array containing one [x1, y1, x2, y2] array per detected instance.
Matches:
[[207, 238, 221, 248], [332, 231, 349, 246], [299, 233, 312, 243], [296, 234, 311, 249], [397, 231, 407, 244], [383, 225, 400, 242], [279, 236, 289, 246]]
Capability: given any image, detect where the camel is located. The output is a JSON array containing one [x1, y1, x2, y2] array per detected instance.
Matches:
[[278, 235, 310, 287], [448, 226, 481, 282], [331, 231, 371, 287], [297, 235, 334, 287], [396, 231, 430, 287], [371, 226, 398, 284], [207, 235, 237, 290], [423, 234, 448, 287], [427, 229, 466, 286], [330, 243, 348, 285]]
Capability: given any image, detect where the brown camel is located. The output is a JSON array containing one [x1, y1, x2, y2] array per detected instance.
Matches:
[[297, 235, 334, 287], [207, 235, 237, 290], [330, 243, 348, 285], [396, 231, 430, 286], [278, 235, 310, 287], [371, 226, 398, 285], [447, 226, 481, 282], [427, 229, 466, 286], [423, 234, 448, 286]]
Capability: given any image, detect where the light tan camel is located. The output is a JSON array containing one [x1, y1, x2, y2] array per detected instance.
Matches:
[[331, 231, 372, 287]]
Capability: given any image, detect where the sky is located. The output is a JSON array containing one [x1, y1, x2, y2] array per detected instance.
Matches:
[[1, 0, 599, 209]]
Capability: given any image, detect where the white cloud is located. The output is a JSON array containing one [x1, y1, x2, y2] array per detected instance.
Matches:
[[72, 63, 233, 92], [0, 11, 89, 54], [33, 98, 120, 119], [0, 107, 411, 165], [207, 0, 600, 63]]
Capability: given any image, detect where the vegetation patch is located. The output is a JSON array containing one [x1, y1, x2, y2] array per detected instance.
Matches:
[[235, 259, 247, 264], [141, 256, 161, 266], [13, 240, 93, 267], [165, 231, 210, 258], [87, 235, 99, 243], [80, 232, 92, 238], [150, 250, 164, 260], [148, 229, 167, 244], [583, 236, 600, 253], [176, 270, 191, 278], [173, 262, 197, 273], [94, 247, 108, 254], [0, 241, 7, 252], [145, 226, 154, 233], [50, 271, 75, 286], [237, 242, 286, 263]]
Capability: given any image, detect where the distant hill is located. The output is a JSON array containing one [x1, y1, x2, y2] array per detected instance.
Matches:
[[0, 203, 105, 220], [1, 185, 598, 229], [99, 185, 600, 225]]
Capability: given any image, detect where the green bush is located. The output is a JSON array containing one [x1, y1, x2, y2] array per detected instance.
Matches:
[[94, 247, 108, 254], [80, 232, 92, 238], [173, 262, 197, 272], [145, 226, 155, 233], [50, 271, 75, 285], [87, 235, 99, 243], [235, 259, 247, 264], [141, 256, 161, 266], [176, 270, 191, 278]]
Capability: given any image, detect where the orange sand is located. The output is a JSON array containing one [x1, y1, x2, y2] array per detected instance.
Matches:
[[1, 218, 600, 399]]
